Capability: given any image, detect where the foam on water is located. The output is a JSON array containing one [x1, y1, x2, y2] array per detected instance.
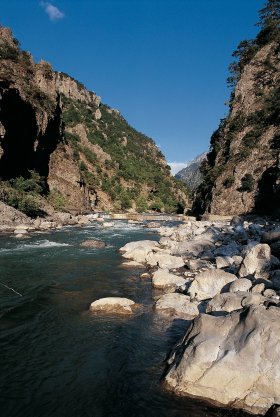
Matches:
[[0, 240, 71, 253]]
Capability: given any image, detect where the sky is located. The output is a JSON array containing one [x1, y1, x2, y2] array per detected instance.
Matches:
[[1, 0, 264, 174]]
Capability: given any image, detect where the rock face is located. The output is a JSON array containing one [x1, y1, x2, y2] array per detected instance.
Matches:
[[175, 152, 207, 191], [0, 27, 188, 215], [165, 306, 280, 415], [193, 24, 280, 216]]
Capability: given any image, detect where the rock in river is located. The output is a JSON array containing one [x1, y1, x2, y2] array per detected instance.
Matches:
[[89, 297, 136, 314], [155, 293, 199, 319], [80, 239, 106, 248], [165, 305, 280, 415], [152, 269, 186, 291]]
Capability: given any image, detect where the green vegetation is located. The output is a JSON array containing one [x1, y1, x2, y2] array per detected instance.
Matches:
[[0, 170, 44, 216], [61, 94, 188, 212], [239, 174, 254, 192], [47, 189, 66, 211], [0, 40, 19, 61]]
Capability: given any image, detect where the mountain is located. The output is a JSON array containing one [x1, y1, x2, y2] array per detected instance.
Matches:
[[193, 0, 280, 216], [0, 27, 188, 216], [175, 152, 207, 191]]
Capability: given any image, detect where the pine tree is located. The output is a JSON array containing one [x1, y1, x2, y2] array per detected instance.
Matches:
[[258, 0, 280, 30]]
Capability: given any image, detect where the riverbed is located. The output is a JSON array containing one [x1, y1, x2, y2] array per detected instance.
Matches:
[[0, 221, 250, 417]]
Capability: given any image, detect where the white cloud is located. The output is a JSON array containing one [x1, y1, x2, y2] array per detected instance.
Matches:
[[168, 162, 188, 176], [40, 2, 65, 21]]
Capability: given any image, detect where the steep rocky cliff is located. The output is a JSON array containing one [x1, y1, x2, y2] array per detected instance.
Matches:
[[194, 1, 280, 216], [175, 152, 207, 191], [0, 27, 188, 215]]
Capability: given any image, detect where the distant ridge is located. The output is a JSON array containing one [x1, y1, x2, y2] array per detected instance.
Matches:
[[175, 152, 207, 191]]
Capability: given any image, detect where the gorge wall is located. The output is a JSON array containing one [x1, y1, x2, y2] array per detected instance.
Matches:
[[194, 8, 280, 216], [0, 27, 188, 215]]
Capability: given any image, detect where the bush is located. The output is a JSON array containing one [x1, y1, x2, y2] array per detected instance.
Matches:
[[239, 174, 254, 192], [9, 170, 44, 194], [0, 41, 19, 61], [136, 196, 148, 212], [82, 147, 97, 165], [48, 189, 66, 211], [223, 176, 235, 188]]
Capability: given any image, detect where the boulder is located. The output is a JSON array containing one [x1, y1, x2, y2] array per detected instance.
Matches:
[[145, 252, 185, 269], [171, 239, 215, 257], [120, 240, 159, 253], [140, 272, 150, 279], [89, 297, 136, 314], [13, 228, 28, 235], [206, 292, 268, 314], [145, 222, 161, 228], [261, 230, 280, 244], [215, 256, 233, 269], [165, 305, 280, 415], [251, 283, 265, 294], [121, 261, 145, 268], [152, 269, 186, 291], [230, 216, 244, 227], [214, 242, 240, 257], [187, 259, 212, 271], [206, 292, 245, 313], [239, 243, 271, 277], [155, 293, 199, 319], [229, 277, 252, 293], [188, 269, 237, 301], [80, 239, 106, 248], [103, 222, 114, 228]]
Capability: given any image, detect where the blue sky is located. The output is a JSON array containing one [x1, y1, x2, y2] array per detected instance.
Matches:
[[1, 0, 263, 173]]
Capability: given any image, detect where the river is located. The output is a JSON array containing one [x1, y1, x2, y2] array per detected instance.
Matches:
[[0, 221, 249, 417]]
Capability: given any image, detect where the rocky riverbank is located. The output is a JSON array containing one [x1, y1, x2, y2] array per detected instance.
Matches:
[[118, 216, 280, 416]]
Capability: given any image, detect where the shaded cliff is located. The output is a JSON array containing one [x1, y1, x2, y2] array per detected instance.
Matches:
[[175, 152, 207, 191], [0, 27, 188, 215], [194, 0, 280, 216]]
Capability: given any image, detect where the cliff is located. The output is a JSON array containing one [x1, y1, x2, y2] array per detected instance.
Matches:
[[0, 27, 188, 215], [194, 3, 280, 216], [175, 152, 207, 191]]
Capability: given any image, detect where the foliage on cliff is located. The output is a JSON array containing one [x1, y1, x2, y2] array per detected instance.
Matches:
[[0, 27, 189, 215], [194, 0, 280, 216]]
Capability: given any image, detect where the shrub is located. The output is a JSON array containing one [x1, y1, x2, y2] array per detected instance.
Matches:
[[82, 147, 97, 165], [48, 189, 66, 211], [239, 174, 254, 192], [223, 176, 235, 188], [0, 41, 19, 61], [9, 170, 44, 194], [136, 196, 148, 212]]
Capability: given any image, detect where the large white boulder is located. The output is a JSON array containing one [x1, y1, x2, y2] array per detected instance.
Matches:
[[145, 252, 185, 269], [89, 297, 136, 314], [166, 306, 280, 415], [188, 269, 237, 301], [152, 269, 186, 291], [206, 292, 268, 314], [120, 240, 159, 253], [239, 243, 271, 277], [155, 293, 199, 319], [165, 305, 280, 415], [229, 277, 252, 293]]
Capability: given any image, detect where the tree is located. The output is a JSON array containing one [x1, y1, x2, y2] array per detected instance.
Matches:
[[258, 0, 280, 30]]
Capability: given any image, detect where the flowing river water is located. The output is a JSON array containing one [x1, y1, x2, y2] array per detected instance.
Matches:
[[0, 221, 250, 417]]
